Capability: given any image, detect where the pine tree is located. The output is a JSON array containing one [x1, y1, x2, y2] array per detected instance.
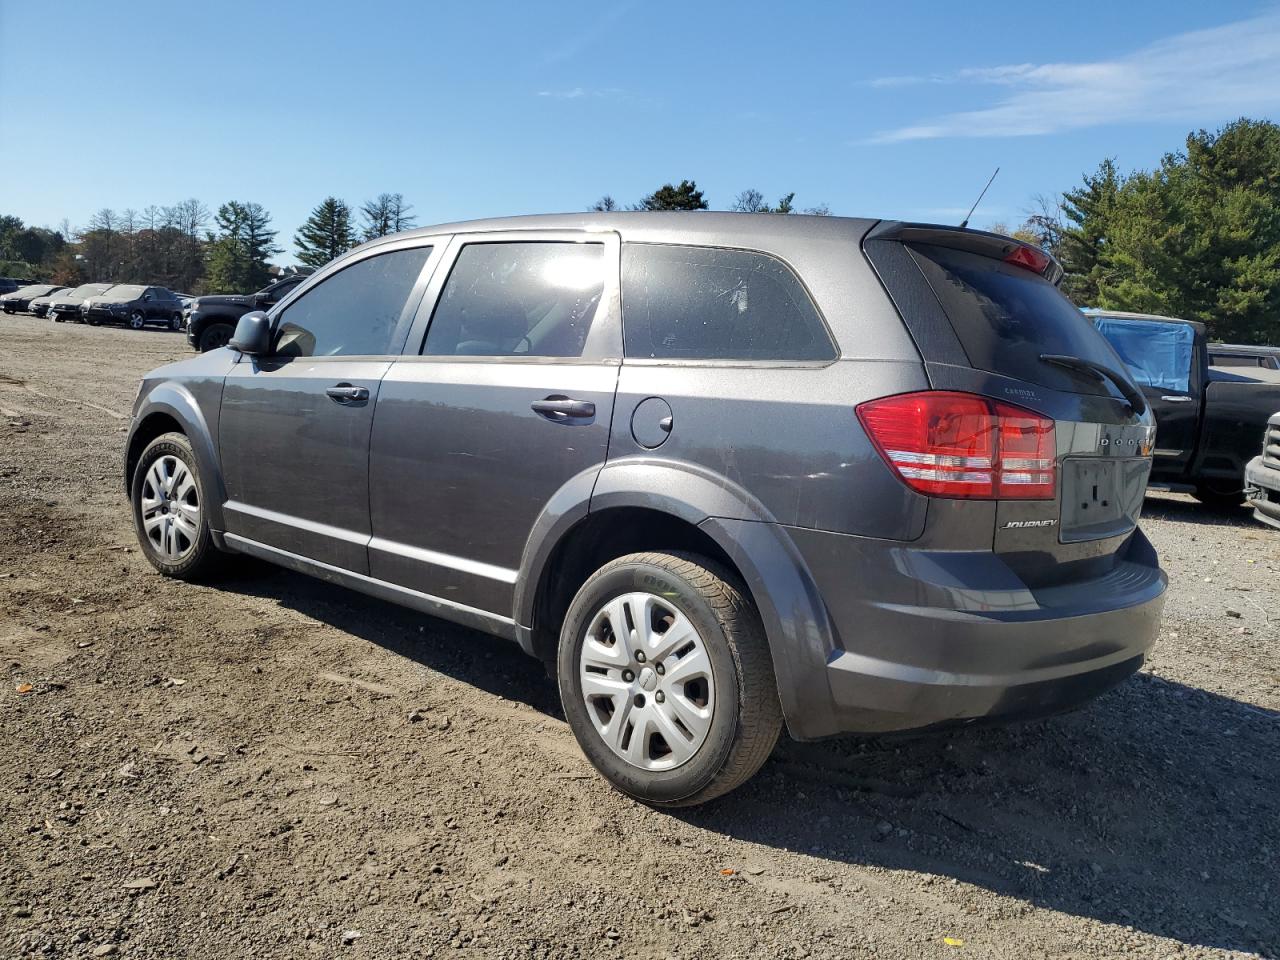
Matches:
[[295, 197, 357, 268], [207, 201, 281, 293], [637, 180, 708, 211], [1059, 158, 1121, 304]]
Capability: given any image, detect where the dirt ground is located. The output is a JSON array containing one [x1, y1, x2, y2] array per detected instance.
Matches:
[[2, 313, 1278, 960]]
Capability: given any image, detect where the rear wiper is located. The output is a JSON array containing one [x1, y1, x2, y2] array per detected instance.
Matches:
[[1039, 354, 1147, 415]]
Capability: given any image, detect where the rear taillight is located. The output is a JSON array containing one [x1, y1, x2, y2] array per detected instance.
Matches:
[[857, 391, 1056, 500]]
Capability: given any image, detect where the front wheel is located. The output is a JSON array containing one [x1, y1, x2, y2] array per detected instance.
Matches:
[[131, 432, 223, 580], [129, 310, 146, 330], [557, 552, 782, 807], [198, 322, 234, 352]]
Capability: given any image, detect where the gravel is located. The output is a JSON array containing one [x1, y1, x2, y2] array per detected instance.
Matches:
[[2, 314, 1277, 959]]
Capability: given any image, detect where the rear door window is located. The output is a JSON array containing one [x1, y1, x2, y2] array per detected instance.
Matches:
[[422, 242, 605, 358], [1091, 316, 1194, 393], [621, 244, 835, 361], [908, 243, 1126, 395]]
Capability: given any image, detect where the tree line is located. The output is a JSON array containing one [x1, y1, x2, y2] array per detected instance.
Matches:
[[0, 193, 416, 295], [4, 119, 1277, 342], [590, 180, 831, 215], [997, 118, 1280, 344]]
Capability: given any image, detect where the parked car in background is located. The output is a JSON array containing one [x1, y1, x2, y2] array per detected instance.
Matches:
[[1245, 411, 1280, 529], [1209, 342, 1280, 371], [81, 285, 185, 330], [1, 283, 67, 313], [185, 274, 308, 351], [1085, 309, 1280, 506], [48, 283, 116, 322], [28, 290, 62, 317], [125, 213, 1167, 805], [0, 277, 36, 295]]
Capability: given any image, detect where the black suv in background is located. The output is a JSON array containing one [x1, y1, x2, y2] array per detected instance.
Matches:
[[49, 283, 116, 322], [1, 283, 67, 313], [0, 277, 36, 296], [81, 285, 186, 330], [186, 274, 309, 351]]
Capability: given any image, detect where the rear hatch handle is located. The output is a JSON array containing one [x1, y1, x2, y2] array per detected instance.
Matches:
[[1039, 354, 1147, 416]]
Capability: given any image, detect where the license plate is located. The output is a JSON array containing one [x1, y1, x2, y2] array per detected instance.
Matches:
[[1059, 457, 1149, 542]]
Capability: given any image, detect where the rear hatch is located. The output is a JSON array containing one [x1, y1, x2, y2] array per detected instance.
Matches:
[[863, 223, 1157, 586]]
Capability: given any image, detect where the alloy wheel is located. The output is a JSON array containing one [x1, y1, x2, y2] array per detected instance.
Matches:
[[578, 592, 715, 771], [140, 455, 200, 561], [130, 311, 145, 330]]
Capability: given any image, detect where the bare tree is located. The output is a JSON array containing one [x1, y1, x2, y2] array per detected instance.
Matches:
[[590, 195, 618, 212], [731, 189, 769, 213]]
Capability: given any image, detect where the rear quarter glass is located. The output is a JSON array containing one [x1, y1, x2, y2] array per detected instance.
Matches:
[[907, 243, 1129, 398]]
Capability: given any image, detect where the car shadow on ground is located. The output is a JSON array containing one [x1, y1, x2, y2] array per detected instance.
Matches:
[[215, 564, 1279, 957], [1142, 491, 1260, 528]]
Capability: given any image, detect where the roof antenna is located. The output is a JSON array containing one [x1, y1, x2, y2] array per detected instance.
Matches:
[[958, 166, 1000, 230]]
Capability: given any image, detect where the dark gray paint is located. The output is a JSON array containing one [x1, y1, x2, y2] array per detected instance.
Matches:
[[126, 211, 1168, 741]]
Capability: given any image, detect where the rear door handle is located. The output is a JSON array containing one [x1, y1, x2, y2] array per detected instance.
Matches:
[[326, 383, 369, 404], [531, 397, 595, 420]]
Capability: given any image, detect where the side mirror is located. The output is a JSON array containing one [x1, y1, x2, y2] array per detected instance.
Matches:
[[229, 311, 272, 355]]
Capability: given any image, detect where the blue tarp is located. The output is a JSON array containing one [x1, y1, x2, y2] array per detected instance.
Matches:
[[1090, 316, 1194, 393]]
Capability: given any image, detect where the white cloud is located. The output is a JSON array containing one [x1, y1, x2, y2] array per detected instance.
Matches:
[[536, 86, 622, 100], [869, 12, 1280, 142]]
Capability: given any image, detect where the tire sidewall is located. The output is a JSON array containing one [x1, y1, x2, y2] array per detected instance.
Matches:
[[557, 559, 743, 805], [131, 433, 213, 578], [199, 323, 233, 352]]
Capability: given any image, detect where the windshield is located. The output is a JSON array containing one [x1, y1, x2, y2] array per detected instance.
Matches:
[[1090, 316, 1194, 393], [908, 243, 1130, 396], [104, 285, 146, 300], [67, 283, 111, 298]]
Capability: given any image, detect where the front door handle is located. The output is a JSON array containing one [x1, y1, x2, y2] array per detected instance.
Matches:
[[1160, 395, 1194, 403], [326, 383, 369, 404], [531, 397, 595, 420]]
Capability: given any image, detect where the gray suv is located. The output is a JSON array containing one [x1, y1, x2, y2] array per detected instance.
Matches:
[[124, 213, 1167, 805]]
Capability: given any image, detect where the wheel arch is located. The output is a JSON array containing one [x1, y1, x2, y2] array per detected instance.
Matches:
[[125, 386, 227, 532], [517, 457, 839, 739]]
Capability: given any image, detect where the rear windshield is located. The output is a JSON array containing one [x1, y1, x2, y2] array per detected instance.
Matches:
[[1091, 316, 1194, 392], [908, 243, 1127, 396]]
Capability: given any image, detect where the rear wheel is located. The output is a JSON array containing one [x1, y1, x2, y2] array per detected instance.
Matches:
[[131, 432, 223, 580], [557, 551, 782, 807], [169, 313, 184, 331], [198, 322, 234, 352], [1193, 481, 1245, 509]]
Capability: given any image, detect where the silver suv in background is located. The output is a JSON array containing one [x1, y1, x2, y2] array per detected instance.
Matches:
[[124, 213, 1167, 805]]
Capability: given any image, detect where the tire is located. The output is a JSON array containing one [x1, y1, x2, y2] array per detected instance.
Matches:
[[130, 432, 223, 580], [54, 314, 65, 323], [169, 313, 184, 332], [198, 322, 234, 352], [1192, 481, 1246, 509], [129, 310, 146, 330], [557, 551, 782, 807]]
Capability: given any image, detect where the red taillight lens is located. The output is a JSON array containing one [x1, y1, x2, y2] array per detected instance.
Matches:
[[1004, 244, 1051, 275], [857, 391, 1055, 500]]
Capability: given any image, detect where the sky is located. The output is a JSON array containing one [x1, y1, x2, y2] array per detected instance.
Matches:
[[2, 0, 1280, 265]]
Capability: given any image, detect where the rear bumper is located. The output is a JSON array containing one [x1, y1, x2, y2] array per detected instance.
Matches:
[[783, 524, 1166, 737], [1245, 455, 1280, 529]]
